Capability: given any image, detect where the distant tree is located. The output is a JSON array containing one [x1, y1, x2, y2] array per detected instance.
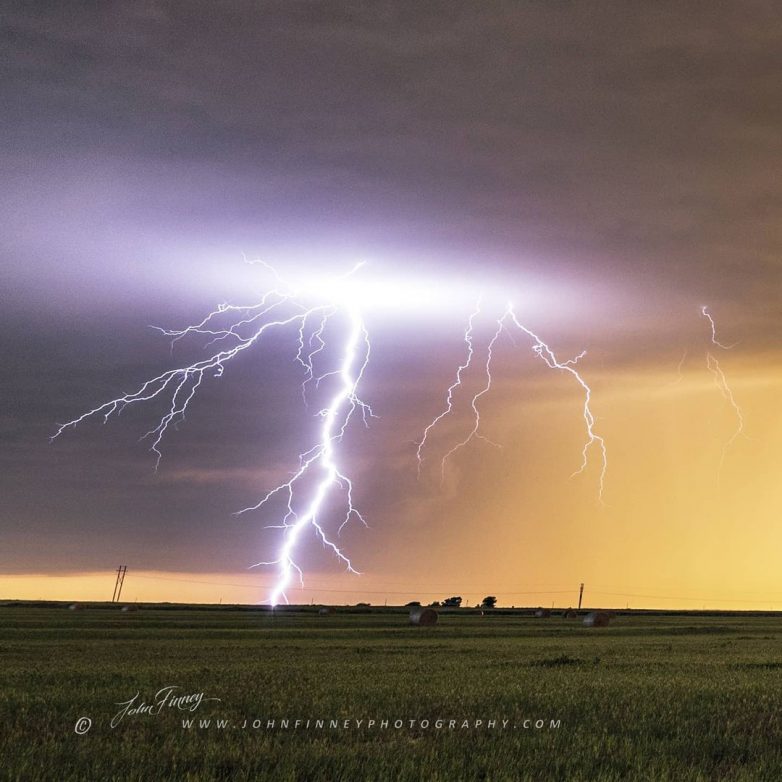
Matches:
[[355, 602, 371, 607], [428, 601, 441, 607], [481, 595, 497, 609], [442, 596, 462, 607], [405, 601, 421, 607]]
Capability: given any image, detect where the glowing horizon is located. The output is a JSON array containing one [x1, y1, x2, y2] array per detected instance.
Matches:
[[6, 567, 782, 612]]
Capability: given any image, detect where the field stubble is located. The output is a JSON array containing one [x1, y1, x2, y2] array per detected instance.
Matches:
[[2, 606, 782, 781]]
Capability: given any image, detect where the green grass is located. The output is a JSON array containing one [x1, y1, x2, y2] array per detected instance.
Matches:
[[3, 605, 782, 781]]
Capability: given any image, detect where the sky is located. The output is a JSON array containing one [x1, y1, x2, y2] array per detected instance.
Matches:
[[2, 2, 782, 608]]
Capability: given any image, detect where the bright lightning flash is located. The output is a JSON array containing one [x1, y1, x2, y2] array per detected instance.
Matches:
[[235, 305, 373, 607], [53, 264, 375, 606], [53, 262, 608, 604]]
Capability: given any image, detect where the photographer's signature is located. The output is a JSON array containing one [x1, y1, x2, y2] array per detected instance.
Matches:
[[111, 686, 221, 728]]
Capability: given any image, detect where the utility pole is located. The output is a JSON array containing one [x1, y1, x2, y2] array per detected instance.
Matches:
[[578, 582, 584, 611], [112, 566, 127, 603], [112, 566, 121, 602]]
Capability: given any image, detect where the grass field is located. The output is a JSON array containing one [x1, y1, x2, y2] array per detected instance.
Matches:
[[3, 604, 782, 781]]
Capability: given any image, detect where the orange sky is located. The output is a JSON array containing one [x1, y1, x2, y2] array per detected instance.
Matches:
[[6, 351, 782, 610]]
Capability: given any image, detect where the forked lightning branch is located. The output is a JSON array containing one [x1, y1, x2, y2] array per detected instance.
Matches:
[[52, 263, 607, 605]]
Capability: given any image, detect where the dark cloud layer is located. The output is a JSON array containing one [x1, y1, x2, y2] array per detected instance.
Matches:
[[2, 2, 781, 577], [4, 3, 781, 299]]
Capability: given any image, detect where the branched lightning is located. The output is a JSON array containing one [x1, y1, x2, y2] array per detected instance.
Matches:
[[415, 300, 483, 476], [507, 307, 607, 501], [706, 353, 745, 458], [701, 306, 744, 467], [236, 305, 373, 606], [52, 267, 372, 606], [53, 262, 610, 605], [438, 308, 508, 481], [417, 302, 607, 501], [701, 305, 737, 350]]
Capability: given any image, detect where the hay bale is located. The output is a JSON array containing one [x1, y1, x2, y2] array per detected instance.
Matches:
[[318, 606, 336, 616], [121, 604, 139, 612], [409, 606, 438, 626], [534, 608, 551, 618], [583, 611, 611, 627], [563, 609, 578, 619], [68, 603, 82, 611]]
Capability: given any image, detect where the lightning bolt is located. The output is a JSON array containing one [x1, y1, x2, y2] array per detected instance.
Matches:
[[438, 309, 508, 481], [507, 306, 606, 501], [668, 350, 688, 386], [701, 306, 744, 467], [415, 300, 483, 476], [52, 269, 371, 606], [53, 263, 609, 606], [417, 302, 607, 501], [237, 306, 372, 606], [701, 305, 737, 350]]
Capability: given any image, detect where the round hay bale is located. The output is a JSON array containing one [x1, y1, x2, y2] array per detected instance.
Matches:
[[534, 608, 551, 618], [68, 603, 82, 611], [409, 606, 438, 626], [583, 611, 611, 627], [121, 604, 139, 612], [563, 609, 578, 619], [318, 606, 336, 616]]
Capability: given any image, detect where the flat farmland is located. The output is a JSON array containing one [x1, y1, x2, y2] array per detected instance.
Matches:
[[2, 606, 782, 781]]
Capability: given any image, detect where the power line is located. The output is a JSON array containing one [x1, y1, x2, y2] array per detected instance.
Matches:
[[112, 565, 127, 602], [589, 582, 782, 598], [590, 590, 778, 605], [124, 574, 781, 605]]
